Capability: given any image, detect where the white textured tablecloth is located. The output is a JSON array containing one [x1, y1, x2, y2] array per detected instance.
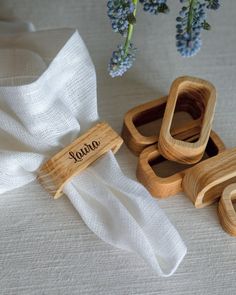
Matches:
[[0, 0, 236, 294]]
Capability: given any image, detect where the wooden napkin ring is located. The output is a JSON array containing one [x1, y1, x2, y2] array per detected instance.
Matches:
[[158, 76, 216, 164], [182, 147, 236, 209], [218, 184, 236, 237], [137, 130, 225, 199], [122, 95, 202, 156], [37, 122, 123, 199]]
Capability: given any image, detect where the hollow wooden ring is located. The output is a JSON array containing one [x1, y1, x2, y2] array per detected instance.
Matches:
[[158, 76, 216, 164], [122, 95, 203, 156], [182, 147, 236, 209], [218, 184, 236, 237], [137, 130, 225, 199], [37, 122, 123, 199]]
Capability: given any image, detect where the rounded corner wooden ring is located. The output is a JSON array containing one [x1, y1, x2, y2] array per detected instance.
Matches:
[[137, 130, 225, 199], [122, 94, 203, 156], [158, 76, 216, 164], [182, 145, 236, 209], [37, 122, 123, 199], [218, 184, 236, 237]]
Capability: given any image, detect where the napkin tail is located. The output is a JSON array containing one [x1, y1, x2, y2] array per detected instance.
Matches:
[[64, 151, 187, 277]]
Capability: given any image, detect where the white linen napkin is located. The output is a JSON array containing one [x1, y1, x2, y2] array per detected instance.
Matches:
[[0, 24, 186, 276]]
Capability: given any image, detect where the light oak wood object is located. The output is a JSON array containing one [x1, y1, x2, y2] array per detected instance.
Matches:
[[137, 130, 225, 199], [122, 95, 203, 156], [158, 76, 216, 164], [37, 122, 123, 199], [183, 147, 236, 209], [218, 184, 236, 237]]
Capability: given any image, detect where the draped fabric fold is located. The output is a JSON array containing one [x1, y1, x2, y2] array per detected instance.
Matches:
[[0, 22, 186, 276]]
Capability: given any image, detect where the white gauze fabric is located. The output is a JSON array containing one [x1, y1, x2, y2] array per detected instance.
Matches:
[[0, 25, 186, 277]]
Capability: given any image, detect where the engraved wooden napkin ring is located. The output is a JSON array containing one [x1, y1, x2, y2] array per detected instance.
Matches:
[[37, 122, 123, 199], [218, 184, 236, 237], [137, 130, 225, 199], [158, 76, 216, 164], [122, 95, 202, 156]]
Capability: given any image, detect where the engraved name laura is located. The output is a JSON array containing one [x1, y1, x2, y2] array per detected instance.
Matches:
[[68, 140, 101, 163]]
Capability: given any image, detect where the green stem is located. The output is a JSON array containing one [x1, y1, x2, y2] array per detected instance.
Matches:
[[124, 0, 138, 55], [187, 0, 197, 36]]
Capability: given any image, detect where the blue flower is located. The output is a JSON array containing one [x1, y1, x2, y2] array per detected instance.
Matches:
[[106, 0, 221, 77], [176, 1, 207, 57], [139, 0, 169, 14], [205, 0, 220, 10], [107, 0, 135, 36], [108, 44, 137, 77]]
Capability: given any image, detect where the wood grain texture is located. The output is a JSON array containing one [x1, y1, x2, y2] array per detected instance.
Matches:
[[183, 147, 236, 208], [218, 184, 236, 237], [158, 76, 216, 164], [137, 130, 225, 199], [122, 95, 202, 155], [37, 122, 123, 199]]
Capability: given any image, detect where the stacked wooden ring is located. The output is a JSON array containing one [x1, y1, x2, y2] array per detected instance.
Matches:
[[122, 76, 236, 237]]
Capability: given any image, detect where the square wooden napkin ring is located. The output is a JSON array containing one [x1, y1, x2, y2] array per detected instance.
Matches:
[[218, 184, 236, 237], [122, 95, 203, 156], [158, 76, 216, 164], [37, 122, 123, 199], [183, 147, 236, 209], [137, 130, 225, 199]]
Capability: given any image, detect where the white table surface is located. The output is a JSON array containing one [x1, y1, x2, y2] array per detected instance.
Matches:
[[0, 0, 236, 294]]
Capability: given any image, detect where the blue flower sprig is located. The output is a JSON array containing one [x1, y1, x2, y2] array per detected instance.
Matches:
[[109, 43, 137, 77], [176, 1, 206, 57], [139, 0, 169, 14], [108, 0, 138, 77], [107, 0, 221, 77], [107, 0, 135, 36], [176, 0, 220, 57]]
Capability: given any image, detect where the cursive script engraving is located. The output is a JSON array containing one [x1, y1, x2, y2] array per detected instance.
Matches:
[[69, 140, 101, 163]]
